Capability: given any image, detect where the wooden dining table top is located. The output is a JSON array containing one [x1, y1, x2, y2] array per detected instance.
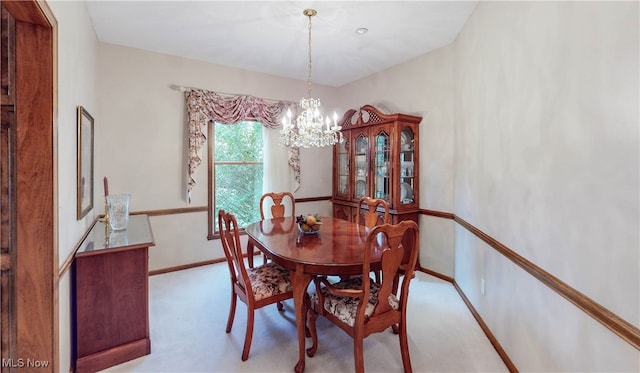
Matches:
[[245, 216, 384, 276], [245, 216, 391, 372]]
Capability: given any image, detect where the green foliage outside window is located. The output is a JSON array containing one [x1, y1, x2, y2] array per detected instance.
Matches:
[[214, 121, 263, 229]]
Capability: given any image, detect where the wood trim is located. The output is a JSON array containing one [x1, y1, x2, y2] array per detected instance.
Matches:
[[49, 3, 59, 371], [70, 203, 640, 353], [295, 196, 331, 203], [107, 204, 640, 349], [75, 337, 150, 373], [71, 204, 639, 363], [148, 251, 261, 276], [1, 0, 49, 26], [419, 208, 454, 220], [149, 258, 226, 276], [417, 261, 517, 371], [12, 2, 55, 369], [453, 215, 640, 350], [58, 217, 99, 277], [417, 266, 453, 283], [419, 209, 640, 350], [96, 206, 208, 219], [452, 280, 518, 373], [130, 206, 207, 217], [207, 122, 214, 239]]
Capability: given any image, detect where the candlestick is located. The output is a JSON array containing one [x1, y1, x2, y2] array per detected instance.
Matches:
[[103, 197, 111, 224], [103, 177, 110, 224], [103, 176, 109, 197]]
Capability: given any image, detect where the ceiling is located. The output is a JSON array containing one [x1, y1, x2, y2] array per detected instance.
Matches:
[[86, 1, 478, 87]]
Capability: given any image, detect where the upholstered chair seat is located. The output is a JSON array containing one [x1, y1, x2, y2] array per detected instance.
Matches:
[[311, 276, 399, 327], [247, 262, 292, 301]]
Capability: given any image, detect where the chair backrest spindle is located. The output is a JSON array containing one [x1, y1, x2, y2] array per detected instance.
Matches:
[[218, 210, 250, 292]]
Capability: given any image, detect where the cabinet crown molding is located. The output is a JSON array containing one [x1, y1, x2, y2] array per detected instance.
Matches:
[[338, 105, 422, 129]]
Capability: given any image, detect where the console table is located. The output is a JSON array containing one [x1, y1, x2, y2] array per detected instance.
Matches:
[[73, 214, 155, 373]]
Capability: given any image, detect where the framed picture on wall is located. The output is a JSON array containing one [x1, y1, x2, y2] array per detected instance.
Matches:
[[77, 106, 94, 220]]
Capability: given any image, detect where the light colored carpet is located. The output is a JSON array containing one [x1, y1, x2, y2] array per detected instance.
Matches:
[[100, 262, 508, 372]]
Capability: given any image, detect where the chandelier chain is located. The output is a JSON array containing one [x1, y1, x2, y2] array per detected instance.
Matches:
[[307, 12, 313, 99]]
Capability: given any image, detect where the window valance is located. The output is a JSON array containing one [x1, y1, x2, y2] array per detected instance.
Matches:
[[185, 89, 300, 201]]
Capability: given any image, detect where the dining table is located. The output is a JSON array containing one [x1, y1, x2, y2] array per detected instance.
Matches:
[[245, 216, 384, 373]]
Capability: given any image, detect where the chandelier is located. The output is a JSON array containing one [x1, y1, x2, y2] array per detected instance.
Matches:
[[280, 9, 343, 148]]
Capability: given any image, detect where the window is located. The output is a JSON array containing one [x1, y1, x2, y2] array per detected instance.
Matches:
[[213, 121, 263, 229]]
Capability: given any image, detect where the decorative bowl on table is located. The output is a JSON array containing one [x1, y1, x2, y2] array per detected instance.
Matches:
[[296, 214, 322, 235]]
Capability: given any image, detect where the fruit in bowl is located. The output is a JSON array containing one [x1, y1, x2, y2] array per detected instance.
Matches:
[[296, 214, 322, 234]]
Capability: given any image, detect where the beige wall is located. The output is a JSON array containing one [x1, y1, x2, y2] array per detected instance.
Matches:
[[453, 1, 638, 370], [338, 46, 457, 277], [47, 1, 99, 372], [51, 0, 99, 267]]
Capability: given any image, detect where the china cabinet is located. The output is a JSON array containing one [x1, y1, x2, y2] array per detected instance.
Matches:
[[332, 105, 421, 224]]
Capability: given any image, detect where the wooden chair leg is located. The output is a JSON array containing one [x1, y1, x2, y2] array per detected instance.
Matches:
[[391, 274, 400, 334], [277, 301, 284, 311], [241, 308, 255, 361], [305, 308, 318, 357], [398, 320, 413, 373], [353, 334, 365, 373], [226, 292, 237, 333], [304, 293, 311, 338]]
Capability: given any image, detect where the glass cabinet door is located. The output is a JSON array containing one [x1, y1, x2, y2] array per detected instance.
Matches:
[[336, 136, 349, 199], [373, 129, 390, 203], [399, 127, 415, 205], [353, 133, 369, 199]]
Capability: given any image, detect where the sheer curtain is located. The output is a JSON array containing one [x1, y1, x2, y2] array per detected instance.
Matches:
[[262, 126, 297, 193], [185, 89, 300, 203]]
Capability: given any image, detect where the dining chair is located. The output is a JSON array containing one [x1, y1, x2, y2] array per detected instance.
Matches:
[[260, 191, 295, 220], [357, 197, 390, 283], [257, 192, 295, 266], [305, 220, 420, 373], [218, 209, 294, 361], [357, 196, 389, 228], [358, 197, 413, 317]]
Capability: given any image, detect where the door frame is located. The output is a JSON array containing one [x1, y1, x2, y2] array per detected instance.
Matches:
[[1, 0, 57, 370]]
